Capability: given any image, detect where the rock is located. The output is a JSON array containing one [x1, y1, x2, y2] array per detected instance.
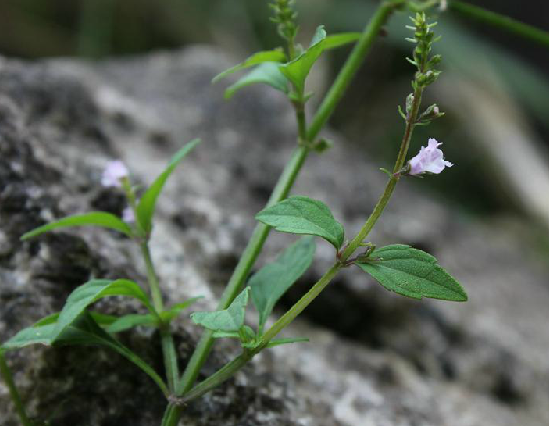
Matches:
[[0, 46, 548, 425]]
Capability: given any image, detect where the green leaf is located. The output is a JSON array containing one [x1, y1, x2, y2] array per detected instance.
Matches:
[[136, 139, 201, 234], [357, 245, 468, 302], [107, 314, 158, 333], [265, 337, 309, 348], [256, 196, 344, 249], [224, 62, 289, 100], [160, 297, 203, 322], [21, 212, 133, 240], [279, 27, 361, 92], [191, 287, 250, 332], [54, 279, 155, 340], [212, 48, 286, 83], [211, 330, 241, 340], [250, 237, 315, 329], [2, 313, 169, 395]]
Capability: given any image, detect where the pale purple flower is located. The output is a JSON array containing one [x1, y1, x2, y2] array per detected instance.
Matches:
[[408, 138, 453, 176], [101, 161, 129, 188], [122, 207, 135, 223]]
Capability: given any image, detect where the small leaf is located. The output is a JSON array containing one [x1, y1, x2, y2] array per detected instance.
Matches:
[[54, 279, 155, 340], [266, 337, 309, 348], [256, 196, 344, 249], [357, 245, 468, 302], [160, 296, 203, 322], [280, 27, 360, 92], [136, 139, 201, 234], [191, 288, 250, 332], [21, 212, 133, 240], [107, 314, 158, 333], [212, 49, 286, 83], [224, 62, 289, 100], [250, 237, 316, 329]]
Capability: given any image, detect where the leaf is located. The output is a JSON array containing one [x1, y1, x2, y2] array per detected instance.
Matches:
[[212, 330, 240, 339], [54, 279, 155, 340], [191, 287, 250, 332], [2, 313, 169, 395], [212, 48, 286, 83], [107, 314, 158, 333], [265, 337, 309, 348], [279, 27, 361, 92], [224, 62, 289, 100], [256, 196, 344, 249], [160, 296, 203, 322], [136, 139, 201, 234], [357, 245, 468, 302], [21, 212, 133, 240], [250, 237, 316, 329]]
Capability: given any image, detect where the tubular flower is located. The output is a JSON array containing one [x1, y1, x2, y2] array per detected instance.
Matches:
[[101, 161, 129, 188], [408, 138, 453, 175]]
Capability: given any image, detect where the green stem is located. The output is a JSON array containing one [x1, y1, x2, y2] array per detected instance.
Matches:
[[162, 2, 404, 424], [306, 0, 405, 142], [141, 242, 179, 392], [343, 83, 424, 259], [0, 351, 32, 426], [450, 1, 549, 49], [175, 144, 310, 397]]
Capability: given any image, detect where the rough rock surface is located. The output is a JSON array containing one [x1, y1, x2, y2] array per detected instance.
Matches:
[[0, 47, 549, 425]]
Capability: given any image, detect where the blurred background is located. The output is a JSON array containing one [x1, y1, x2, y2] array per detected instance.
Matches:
[[2, 0, 549, 235]]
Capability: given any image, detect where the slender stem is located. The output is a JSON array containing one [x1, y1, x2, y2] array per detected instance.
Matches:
[[141, 242, 179, 392], [343, 83, 424, 258], [0, 351, 32, 426], [175, 144, 310, 396], [450, 1, 549, 49], [307, 0, 405, 142], [162, 2, 404, 424]]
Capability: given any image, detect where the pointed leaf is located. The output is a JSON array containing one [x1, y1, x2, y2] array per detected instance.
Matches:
[[54, 279, 155, 340], [213, 49, 286, 83], [224, 62, 289, 100], [191, 287, 250, 332], [160, 296, 204, 322], [266, 337, 309, 348], [107, 314, 158, 333], [136, 139, 201, 234], [357, 245, 468, 302], [279, 27, 360, 92], [21, 212, 133, 240], [251, 237, 316, 329], [256, 196, 344, 249]]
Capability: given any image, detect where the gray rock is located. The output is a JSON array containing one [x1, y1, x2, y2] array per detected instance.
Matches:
[[0, 46, 548, 425]]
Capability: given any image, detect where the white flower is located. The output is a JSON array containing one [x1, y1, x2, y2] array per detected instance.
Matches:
[[440, 0, 448, 12], [409, 138, 453, 175], [101, 161, 129, 188], [122, 207, 135, 223]]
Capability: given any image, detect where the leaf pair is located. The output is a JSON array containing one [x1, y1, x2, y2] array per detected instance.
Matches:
[[21, 139, 201, 240], [191, 237, 316, 349], [214, 27, 361, 99], [256, 196, 467, 302]]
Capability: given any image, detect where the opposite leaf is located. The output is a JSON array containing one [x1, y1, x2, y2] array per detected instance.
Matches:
[[213, 48, 286, 83], [224, 62, 289, 100], [357, 245, 467, 302], [136, 139, 201, 234], [191, 287, 250, 332], [250, 236, 316, 329], [265, 337, 309, 348], [279, 26, 361, 93], [256, 196, 344, 249], [21, 212, 133, 240]]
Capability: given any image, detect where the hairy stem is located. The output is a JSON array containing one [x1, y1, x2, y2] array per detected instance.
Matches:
[[450, 1, 549, 48], [141, 242, 179, 392], [0, 351, 32, 426]]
